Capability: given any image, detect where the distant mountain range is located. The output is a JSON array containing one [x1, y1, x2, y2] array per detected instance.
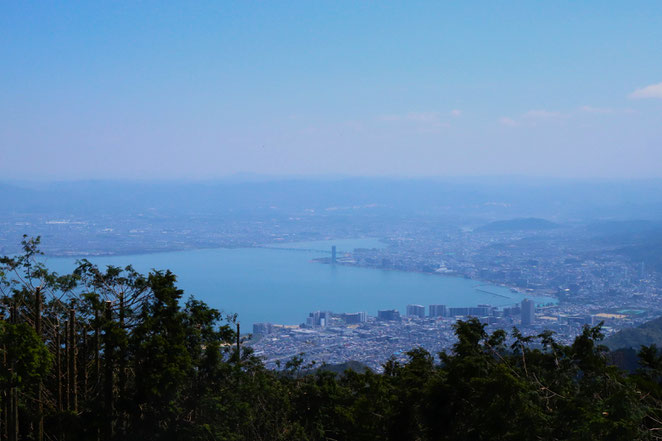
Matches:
[[3, 178, 662, 220]]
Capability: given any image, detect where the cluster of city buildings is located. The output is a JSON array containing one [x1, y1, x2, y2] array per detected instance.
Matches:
[[248, 298, 599, 372], [348, 229, 662, 318], [253, 298, 537, 336], [372, 300, 535, 324], [303, 310, 367, 327], [336, 230, 662, 336]]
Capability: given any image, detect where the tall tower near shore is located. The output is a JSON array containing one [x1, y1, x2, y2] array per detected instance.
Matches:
[[521, 298, 535, 326], [331, 245, 337, 264]]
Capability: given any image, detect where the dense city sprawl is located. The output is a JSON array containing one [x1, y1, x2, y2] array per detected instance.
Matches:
[[249, 226, 662, 369]]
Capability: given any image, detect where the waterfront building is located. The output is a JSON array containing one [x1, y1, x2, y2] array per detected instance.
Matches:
[[473, 305, 493, 316], [342, 312, 367, 324], [521, 298, 535, 326], [253, 322, 273, 335], [448, 306, 492, 317], [331, 245, 337, 264], [503, 305, 521, 317], [429, 304, 447, 317], [308, 311, 331, 327], [449, 307, 469, 317], [406, 304, 425, 318], [377, 309, 401, 321]]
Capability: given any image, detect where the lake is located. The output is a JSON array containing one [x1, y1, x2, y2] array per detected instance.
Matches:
[[44, 239, 556, 328]]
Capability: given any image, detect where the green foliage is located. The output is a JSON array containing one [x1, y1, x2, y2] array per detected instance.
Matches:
[[0, 321, 51, 387]]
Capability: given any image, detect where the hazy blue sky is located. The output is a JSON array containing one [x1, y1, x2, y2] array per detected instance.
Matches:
[[1, 1, 661, 179]]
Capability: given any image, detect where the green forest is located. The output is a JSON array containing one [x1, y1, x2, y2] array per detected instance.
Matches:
[[2, 237, 662, 441]]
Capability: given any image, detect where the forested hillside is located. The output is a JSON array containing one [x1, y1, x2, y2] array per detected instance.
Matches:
[[605, 316, 662, 350], [1, 237, 662, 440]]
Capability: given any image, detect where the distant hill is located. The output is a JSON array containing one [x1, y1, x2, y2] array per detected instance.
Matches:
[[604, 316, 662, 350], [475, 217, 560, 232], [617, 241, 662, 273], [586, 220, 662, 237], [585, 221, 662, 273]]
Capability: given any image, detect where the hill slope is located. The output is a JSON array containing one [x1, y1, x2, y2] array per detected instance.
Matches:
[[604, 316, 662, 350]]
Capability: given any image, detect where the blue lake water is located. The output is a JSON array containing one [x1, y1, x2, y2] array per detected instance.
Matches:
[[44, 239, 555, 328]]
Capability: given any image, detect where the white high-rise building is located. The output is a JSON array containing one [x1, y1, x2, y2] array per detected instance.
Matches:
[[429, 304, 447, 317], [406, 304, 425, 319]]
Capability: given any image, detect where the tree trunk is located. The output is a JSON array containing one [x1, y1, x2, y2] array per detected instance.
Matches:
[[94, 307, 101, 441], [236, 322, 241, 364], [1, 387, 6, 441], [55, 321, 62, 412], [103, 302, 114, 441], [95, 308, 101, 387], [2, 309, 7, 441], [69, 306, 78, 412], [9, 304, 18, 441], [81, 327, 88, 404], [65, 320, 70, 411], [34, 288, 43, 441], [117, 293, 126, 436]]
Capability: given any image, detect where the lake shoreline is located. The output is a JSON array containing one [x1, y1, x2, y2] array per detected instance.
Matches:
[[314, 259, 557, 307], [42, 238, 557, 328]]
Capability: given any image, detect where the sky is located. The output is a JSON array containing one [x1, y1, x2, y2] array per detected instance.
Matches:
[[1, 1, 661, 180]]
